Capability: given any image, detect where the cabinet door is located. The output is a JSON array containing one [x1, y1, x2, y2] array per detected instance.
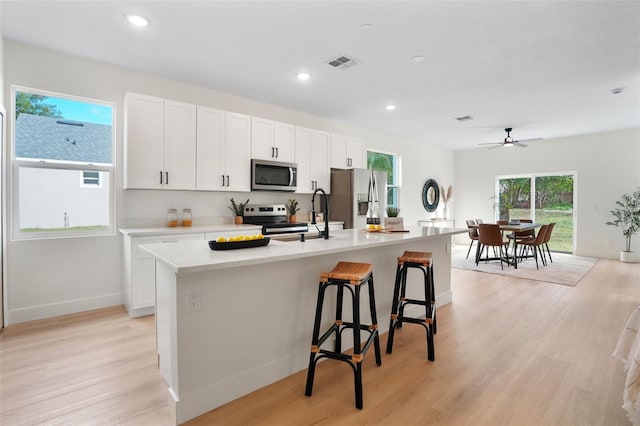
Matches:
[[295, 127, 313, 194], [196, 106, 226, 190], [250, 117, 275, 160], [273, 121, 295, 162], [124, 93, 164, 189], [346, 137, 366, 169], [131, 253, 156, 310], [330, 133, 348, 169], [311, 130, 331, 193], [225, 112, 251, 192], [164, 100, 197, 190]]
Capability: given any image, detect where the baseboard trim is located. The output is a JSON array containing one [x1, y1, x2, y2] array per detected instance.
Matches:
[[7, 292, 123, 325]]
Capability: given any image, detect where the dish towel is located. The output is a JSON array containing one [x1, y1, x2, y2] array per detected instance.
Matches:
[[614, 306, 640, 425]]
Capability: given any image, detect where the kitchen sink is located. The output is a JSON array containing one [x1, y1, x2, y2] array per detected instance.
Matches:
[[270, 233, 331, 242]]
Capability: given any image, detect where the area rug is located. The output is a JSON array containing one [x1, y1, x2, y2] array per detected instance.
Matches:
[[451, 247, 598, 286]]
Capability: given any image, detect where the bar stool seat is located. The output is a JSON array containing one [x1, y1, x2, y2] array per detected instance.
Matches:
[[386, 251, 436, 361], [305, 261, 382, 409]]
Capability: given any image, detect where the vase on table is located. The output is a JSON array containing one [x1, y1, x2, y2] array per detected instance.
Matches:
[[443, 203, 449, 220]]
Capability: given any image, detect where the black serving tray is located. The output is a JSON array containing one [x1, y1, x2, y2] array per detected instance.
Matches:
[[208, 237, 270, 251]]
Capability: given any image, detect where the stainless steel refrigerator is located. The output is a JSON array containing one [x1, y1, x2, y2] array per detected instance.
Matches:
[[330, 168, 387, 229]]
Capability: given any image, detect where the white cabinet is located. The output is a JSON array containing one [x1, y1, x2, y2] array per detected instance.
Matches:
[[122, 233, 204, 317], [124, 93, 196, 189], [251, 117, 295, 162], [295, 127, 331, 194], [330, 133, 366, 169], [197, 107, 251, 191], [124, 93, 164, 189]]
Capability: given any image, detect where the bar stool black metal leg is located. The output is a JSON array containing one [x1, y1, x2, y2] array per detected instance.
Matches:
[[305, 281, 327, 397], [367, 275, 382, 366], [429, 264, 437, 334], [335, 284, 344, 353], [397, 265, 408, 328], [386, 263, 403, 354]]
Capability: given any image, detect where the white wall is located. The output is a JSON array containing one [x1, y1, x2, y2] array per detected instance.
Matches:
[[454, 128, 640, 259], [3, 40, 453, 324]]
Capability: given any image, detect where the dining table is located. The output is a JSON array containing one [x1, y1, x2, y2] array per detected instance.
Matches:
[[470, 222, 543, 269]]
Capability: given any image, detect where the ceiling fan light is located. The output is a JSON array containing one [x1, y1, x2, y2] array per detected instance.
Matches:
[[504, 141, 514, 147]]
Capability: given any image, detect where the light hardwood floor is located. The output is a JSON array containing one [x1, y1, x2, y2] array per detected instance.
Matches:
[[1, 257, 638, 425]]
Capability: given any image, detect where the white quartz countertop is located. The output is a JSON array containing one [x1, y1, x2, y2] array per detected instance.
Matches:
[[120, 221, 344, 237], [119, 224, 262, 237], [141, 227, 467, 274]]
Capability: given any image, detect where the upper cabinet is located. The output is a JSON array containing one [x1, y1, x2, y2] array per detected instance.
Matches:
[[296, 126, 330, 194], [124, 93, 196, 190], [197, 107, 251, 192], [251, 117, 295, 162], [330, 134, 366, 169]]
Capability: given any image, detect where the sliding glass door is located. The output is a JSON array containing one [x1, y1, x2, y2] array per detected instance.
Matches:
[[496, 173, 575, 253]]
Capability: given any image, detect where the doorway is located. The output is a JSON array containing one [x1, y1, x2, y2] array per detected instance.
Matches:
[[496, 173, 575, 253]]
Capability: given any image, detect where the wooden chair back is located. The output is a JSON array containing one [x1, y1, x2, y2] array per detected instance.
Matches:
[[478, 224, 505, 246], [466, 219, 478, 238]]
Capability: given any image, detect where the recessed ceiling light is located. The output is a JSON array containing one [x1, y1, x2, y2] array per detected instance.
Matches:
[[410, 56, 424, 63], [296, 72, 311, 81], [126, 14, 149, 28], [385, 105, 396, 111], [360, 24, 374, 30]]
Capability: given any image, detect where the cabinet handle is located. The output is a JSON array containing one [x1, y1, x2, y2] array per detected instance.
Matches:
[[221, 174, 225, 187], [160, 171, 163, 184], [165, 172, 169, 185], [226, 175, 230, 187], [271, 147, 275, 158], [275, 147, 279, 158]]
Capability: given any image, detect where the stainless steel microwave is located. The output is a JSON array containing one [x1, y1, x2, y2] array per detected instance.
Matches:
[[251, 159, 297, 191]]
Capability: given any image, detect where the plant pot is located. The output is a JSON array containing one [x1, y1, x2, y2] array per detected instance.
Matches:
[[234, 216, 243, 225], [289, 215, 297, 223], [620, 251, 638, 263]]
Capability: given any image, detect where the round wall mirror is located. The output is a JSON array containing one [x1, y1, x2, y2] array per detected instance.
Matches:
[[422, 179, 440, 212]]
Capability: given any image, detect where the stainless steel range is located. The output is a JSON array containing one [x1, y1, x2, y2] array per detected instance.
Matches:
[[243, 204, 309, 235]]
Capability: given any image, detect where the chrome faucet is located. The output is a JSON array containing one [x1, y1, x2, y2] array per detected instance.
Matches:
[[311, 188, 330, 239]]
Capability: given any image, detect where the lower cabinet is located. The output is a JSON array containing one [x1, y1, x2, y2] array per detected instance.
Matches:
[[123, 233, 204, 317]]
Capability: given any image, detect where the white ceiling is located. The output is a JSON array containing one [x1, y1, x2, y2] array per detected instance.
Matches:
[[1, 1, 639, 151]]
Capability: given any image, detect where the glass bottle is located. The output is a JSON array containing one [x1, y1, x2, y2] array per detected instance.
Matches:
[[182, 209, 192, 227], [167, 209, 178, 227]]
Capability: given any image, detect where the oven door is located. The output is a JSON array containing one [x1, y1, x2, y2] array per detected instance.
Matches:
[[251, 159, 297, 191]]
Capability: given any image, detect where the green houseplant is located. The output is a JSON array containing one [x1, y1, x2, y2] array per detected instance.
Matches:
[[286, 199, 300, 222], [229, 198, 249, 225], [606, 187, 640, 262], [386, 206, 400, 217]]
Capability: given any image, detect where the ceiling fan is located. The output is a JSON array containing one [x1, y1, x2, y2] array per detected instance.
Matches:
[[479, 128, 543, 149]]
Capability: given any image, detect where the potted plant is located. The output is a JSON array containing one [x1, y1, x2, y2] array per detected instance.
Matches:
[[286, 199, 300, 223], [386, 206, 400, 217], [384, 206, 403, 230], [606, 187, 640, 262], [229, 198, 249, 225]]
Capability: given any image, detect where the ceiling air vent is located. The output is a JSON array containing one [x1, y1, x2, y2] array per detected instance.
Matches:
[[326, 54, 360, 70], [454, 115, 474, 122]]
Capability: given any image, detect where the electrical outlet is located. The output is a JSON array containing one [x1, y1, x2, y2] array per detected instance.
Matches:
[[187, 287, 200, 312]]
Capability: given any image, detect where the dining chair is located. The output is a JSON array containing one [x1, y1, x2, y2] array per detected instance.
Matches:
[[465, 219, 479, 259], [477, 224, 511, 270], [507, 219, 534, 255], [518, 224, 550, 270], [475, 218, 483, 224], [542, 222, 556, 263]]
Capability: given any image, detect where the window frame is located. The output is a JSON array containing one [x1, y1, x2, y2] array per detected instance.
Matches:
[[367, 149, 401, 209], [11, 85, 116, 240]]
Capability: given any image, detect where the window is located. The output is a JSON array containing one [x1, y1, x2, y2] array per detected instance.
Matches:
[[12, 87, 114, 238], [496, 173, 575, 253], [367, 150, 400, 209], [81, 171, 101, 187]]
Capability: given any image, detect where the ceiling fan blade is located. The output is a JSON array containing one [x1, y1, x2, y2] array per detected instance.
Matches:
[[488, 144, 503, 150], [516, 137, 543, 143], [478, 142, 502, 146], [514, 142, 528, 148]]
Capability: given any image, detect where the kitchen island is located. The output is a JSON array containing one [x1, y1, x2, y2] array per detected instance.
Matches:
[[141, 226, 466, 424]]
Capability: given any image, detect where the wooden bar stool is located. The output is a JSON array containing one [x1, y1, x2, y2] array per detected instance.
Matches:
[[304, 261, 382, 409], [386, 251, 435, 361]]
